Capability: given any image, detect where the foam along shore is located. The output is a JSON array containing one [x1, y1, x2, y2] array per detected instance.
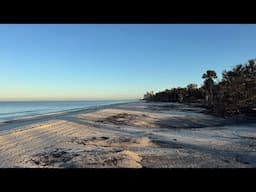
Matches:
[[0, 101, 255, 168], [0, 101, 137, 132]]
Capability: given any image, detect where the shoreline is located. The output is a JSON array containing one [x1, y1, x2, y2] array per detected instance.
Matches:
[[0, 100, 139, 133], [0, 100, 139, 123], [0, 101, 255, 168]]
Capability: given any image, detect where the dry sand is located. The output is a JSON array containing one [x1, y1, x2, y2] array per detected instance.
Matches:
[[0, 101, 255, 168]]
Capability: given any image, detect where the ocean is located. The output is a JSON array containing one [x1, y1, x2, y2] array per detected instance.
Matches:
[[0, 100, 135, 123]]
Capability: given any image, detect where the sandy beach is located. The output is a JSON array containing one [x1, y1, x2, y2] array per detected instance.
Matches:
[[0, 101, 255, 168]]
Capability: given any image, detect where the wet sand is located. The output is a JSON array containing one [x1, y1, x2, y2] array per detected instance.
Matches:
[[0, 101, 255, 168]]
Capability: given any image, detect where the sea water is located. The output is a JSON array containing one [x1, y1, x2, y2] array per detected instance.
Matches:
[[0, 100, 135, 123]]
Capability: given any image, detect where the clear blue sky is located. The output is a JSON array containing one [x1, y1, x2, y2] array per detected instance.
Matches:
[[0, 24, 256, 101]]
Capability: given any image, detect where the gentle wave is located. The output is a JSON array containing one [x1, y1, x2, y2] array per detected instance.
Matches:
[[0, 100, 136, 123]]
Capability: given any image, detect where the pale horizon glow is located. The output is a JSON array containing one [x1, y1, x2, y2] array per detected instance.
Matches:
[[1, 24, 256, 101]]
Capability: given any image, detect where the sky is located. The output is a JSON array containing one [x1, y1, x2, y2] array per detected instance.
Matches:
[[0, 24, 256, 101]]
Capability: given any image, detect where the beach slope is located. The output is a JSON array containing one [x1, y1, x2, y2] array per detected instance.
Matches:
[[0, 101, 255, 168]]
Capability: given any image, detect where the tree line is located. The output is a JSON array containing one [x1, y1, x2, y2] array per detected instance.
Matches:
[[143, 59, 256, 116]]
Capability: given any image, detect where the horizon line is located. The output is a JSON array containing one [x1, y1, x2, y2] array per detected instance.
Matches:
[[0, 98, 140, 102]]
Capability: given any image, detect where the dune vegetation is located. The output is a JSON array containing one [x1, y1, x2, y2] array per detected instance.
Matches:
[[144, 59, 256, 116]]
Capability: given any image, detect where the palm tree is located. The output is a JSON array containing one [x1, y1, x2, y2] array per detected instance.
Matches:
[[202, 70, 217, 107]]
